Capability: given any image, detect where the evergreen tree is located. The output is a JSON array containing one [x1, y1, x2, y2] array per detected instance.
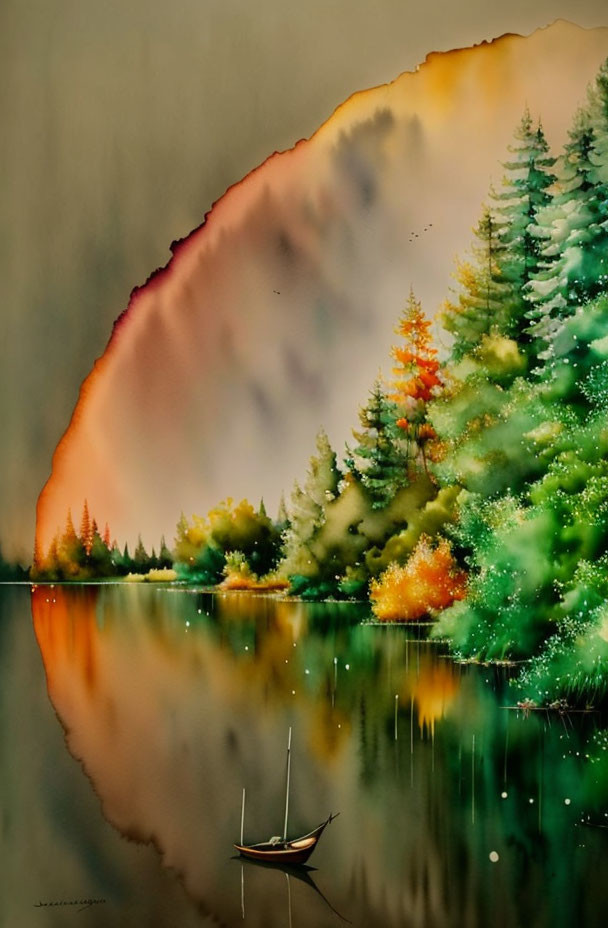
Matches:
[[526, 107, 608, 358], [390, 289, 442, 475], [32, 537, 45, 575], [59, 509, 86, 575], [281, 429, 341, 574], [133, 536, 150, 573], [79, 500, 93, 556], [0, 545, 28, 581], [46, 536, 60, 578], [588, 58, 608, 203], [275, 493, 290, 533], [89, 528, 113, 576], [158, 536, 173, 568], [441, 207, 507, 359], [121, 542, 135, 574], [493, 110, 556, 345], [345, 381, 408, 507], [109, 541, 123, 573]]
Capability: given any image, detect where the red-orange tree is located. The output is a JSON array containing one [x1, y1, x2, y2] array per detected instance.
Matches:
[[390, 289, 442, 474]]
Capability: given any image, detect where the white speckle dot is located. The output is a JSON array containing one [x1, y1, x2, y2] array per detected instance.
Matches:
[[501, 792, 508, 799], [489, 851, 499, 863], [529, 798, 534, 804], [565, 798, 571, 805], [305, 669, 310, 675], [285, 659, 288, 664], [291, 690, 295, 695], [245, 646, 249, 651], [345, 664, 350, 670], [186, 621, 190, 627], [198, 609, 202, 614]]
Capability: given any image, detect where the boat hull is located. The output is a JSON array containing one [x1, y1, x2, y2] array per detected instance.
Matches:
[[233, 842, 316, 865], [234, 814, 337, 866]]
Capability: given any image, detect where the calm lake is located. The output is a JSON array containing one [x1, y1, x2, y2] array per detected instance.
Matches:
[[1, 583, 607, 927]]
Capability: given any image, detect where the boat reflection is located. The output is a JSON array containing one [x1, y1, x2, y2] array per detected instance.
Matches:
[[235, 857, 351, 924]]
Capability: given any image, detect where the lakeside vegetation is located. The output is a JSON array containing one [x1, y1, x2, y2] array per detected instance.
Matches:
[[30, 58, 608, 704]]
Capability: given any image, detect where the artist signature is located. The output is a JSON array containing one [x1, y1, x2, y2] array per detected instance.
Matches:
[[34, 898, 106, 913]]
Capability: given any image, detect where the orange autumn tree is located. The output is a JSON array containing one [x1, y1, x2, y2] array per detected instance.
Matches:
[[390, 289, 443, 475], [370, 534, 466, 621]]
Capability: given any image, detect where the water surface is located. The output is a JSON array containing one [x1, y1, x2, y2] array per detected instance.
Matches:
[[2, 584, 607, 926]]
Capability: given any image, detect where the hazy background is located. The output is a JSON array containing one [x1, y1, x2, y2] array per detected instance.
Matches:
[[4, 0, 608, 562]]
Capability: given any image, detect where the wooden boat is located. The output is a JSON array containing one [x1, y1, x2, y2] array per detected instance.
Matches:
[[235, 727, 338, 865], [234, 813, 338, 864]]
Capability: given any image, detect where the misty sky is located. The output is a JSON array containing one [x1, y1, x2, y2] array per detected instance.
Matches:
[[3, 0, 608, 561]]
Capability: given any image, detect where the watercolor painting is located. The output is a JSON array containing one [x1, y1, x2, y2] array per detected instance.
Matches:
[[3, 2, 608, 926]]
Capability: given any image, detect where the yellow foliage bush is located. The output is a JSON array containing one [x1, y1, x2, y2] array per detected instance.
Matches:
[[370, 535, 466, 621], [146, 568, 178, 582]]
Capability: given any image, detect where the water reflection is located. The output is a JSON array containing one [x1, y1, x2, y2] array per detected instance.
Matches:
[[31, 585, 608, 927]]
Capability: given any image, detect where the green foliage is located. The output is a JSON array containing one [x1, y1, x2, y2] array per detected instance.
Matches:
[[493, 110, 556, 347], [344, 381, 408, 508], [365, 485, 462, 576], [441, 209, 507, 360], [279, 429, 343, 590], [158, 536, 173, 569], [434, 294, 608, 697], [0, 545, 28, 580], [223, 550, 254, 579], [89, 530, 113, 576], [173, 498, 283, 584], [526, 96, 608, 360], [32, 506, 120, 581]]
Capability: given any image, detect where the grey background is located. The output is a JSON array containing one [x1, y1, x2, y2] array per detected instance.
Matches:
[[3, 0, 608, 561]]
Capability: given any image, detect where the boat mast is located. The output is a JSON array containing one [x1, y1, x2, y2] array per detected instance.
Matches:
[[283, 727, 292, 839], [240, 787, 246, 845]]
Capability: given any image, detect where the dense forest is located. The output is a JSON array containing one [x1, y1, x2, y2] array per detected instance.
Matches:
[[31, 58, 608, 704]]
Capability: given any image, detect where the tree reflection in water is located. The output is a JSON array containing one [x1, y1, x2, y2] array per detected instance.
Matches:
[[32, 585, 608, 928]]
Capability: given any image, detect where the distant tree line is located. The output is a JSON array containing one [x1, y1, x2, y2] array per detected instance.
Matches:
[[31, 500, 172, 581]]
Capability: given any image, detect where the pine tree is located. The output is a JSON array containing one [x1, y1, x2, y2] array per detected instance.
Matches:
[[47, 535, 59, 576], [276, 493, 289, 531], [59, 509, 86, 576], [90, 528, 113, 576], [121, 542, 134, 574], [80, 500, 93, 555], [345, 380, 408, 507], [281, 429, 341, 574], [492, 110, 556, 345], [103, 523, 111, 548], [133, 536, 150, 572], [33, 536, 45, 574], [158, 536, 173, 568], [110, 541, 122, 572], [588, 58, 608, 196], [442, 208, 507, 359], [526, 107, 608, 359]]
